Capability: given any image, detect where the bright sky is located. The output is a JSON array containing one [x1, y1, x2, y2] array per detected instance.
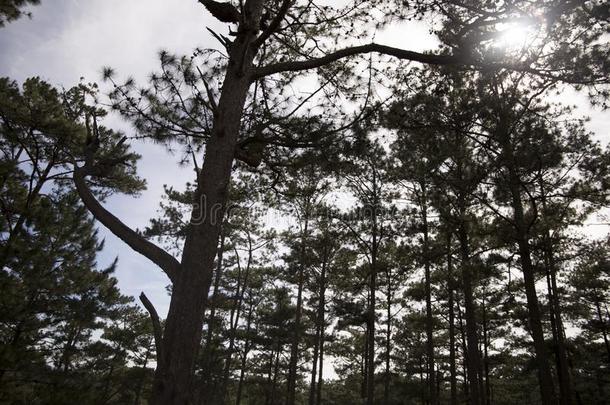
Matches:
[[1, 0, 608, 319]]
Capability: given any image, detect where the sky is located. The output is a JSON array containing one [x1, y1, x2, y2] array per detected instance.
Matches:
[[1, 0, 608, 319]]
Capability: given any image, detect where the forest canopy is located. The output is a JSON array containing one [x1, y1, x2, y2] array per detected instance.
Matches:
[[0, 1, 609, 405]]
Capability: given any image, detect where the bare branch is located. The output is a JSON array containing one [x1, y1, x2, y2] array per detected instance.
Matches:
[[251, 43, 466, 80], [73, 167, 180, 283]]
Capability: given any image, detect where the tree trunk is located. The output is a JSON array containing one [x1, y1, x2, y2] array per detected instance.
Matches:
[[481, 295, 490, 405], [594, 301, 610, 364], [456, 299, 469, 399], [317, 325, 324, 405], [384, 266, 392, 405], [271, 340, 282, 405], [200, 226, 228, 400], [421, 183, 437, 405], [539, 183, 573, 405], [308, 322, 320, 405], [236, 301, 255, 405], [317, 248, 326, 405], [457, 221, 484, 405], [501, 139, 557, 405], [309, 246, 327, 405], [286, 215, 310, 405], [149, 17, 263, 400], [219, 238, 254, 404], [447, 234, 458, 405], [365, 166, 379, 405]]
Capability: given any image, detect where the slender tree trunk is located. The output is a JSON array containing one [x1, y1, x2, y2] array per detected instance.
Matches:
[[539, 185, 573, 405], [366, 230, 377, 405], [501, 142, 557, 405], [317, 245, 327, 405], [447, 234, 458, 405], [265, 348, 274, 405], [219, 241, 254, 404], [236, 302, 255, 405], [309, 248, 327, 405], [594, 301, 610, 364], [149, 10, 264, 400], [200, 227, 228, 400], [270, 341, 282, 405], [481, 295, 490, 405], [384, 267, 392, 405], [308, 324, 320, 405], [316, 325, 324, 405], [456, 299, 469, 399], [286, 215, 310, 405], [421, 183, 437, 405], [419, 353, 425, 405], [457, 221, 484, 405], [366, 168, 379, 405]]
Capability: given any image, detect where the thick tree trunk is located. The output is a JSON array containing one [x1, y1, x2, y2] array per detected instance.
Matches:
[[149, 10, 263, 400]]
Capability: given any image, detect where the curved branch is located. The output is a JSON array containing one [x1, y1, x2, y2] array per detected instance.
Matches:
[[73, 167, 180, 283], [139, 292, 164, 365], [251, 43, 467, 80]]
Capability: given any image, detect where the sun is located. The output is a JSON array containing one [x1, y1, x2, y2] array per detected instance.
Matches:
[[494, 22, 537, 50]]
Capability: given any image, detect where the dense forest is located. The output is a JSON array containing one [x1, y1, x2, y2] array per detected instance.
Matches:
[[1, 0, 609, 404]]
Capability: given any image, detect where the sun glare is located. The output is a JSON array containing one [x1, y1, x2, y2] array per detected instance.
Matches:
[[494, 23, 536, 49]]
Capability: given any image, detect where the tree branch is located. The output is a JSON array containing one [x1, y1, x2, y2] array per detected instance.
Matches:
[[251, 43, 467, 79], [253, 0, 293, 48], [73, 167, 180, 283], [139, 292, 164, 364]]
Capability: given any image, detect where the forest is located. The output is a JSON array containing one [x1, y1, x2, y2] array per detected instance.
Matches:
[[0, 0, 609, 404]]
